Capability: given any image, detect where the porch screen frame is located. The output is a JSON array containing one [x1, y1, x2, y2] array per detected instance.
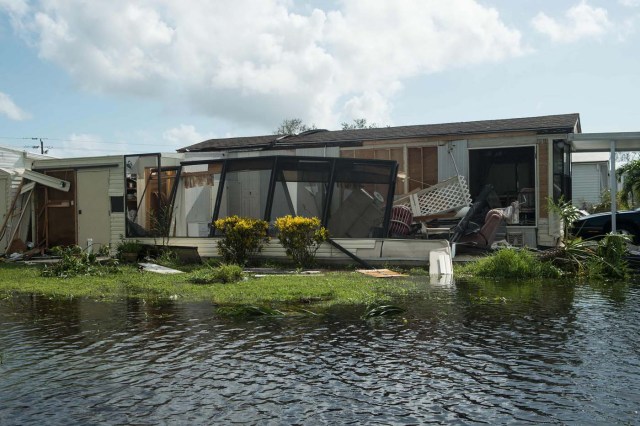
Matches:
[[180, 155, 398, 238]]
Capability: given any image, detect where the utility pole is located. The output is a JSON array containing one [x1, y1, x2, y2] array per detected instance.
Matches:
[[25, 138, 52, 154]]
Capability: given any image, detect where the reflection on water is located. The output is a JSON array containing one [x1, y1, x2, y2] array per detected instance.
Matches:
[[1, 279, 639, 424]]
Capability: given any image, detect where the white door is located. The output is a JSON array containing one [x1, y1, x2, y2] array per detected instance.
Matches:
[[77, 169, 110, 251]]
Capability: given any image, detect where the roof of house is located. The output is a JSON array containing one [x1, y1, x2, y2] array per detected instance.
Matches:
[[0, 145, 54, 160], [178, 113, 581, 153]]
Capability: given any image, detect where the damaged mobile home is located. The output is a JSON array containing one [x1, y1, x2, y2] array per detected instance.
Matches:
[[3, 113, 612, 268]]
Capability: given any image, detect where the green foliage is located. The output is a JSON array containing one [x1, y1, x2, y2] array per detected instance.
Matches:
[[42, 246, 118, 278], [96, 245, 111, 257], [547, 196, 582, 242], [0, 264, 415, 307], [274, 215, 328, 268], [592, 234, 630, 279], [617, 158, 640, 208], [154, 248, 179, 268], [150, 202, 174, 246], [362, 304, 405, 319], [341, 118, 377, 130], [116, 237, 143, 259], [213, 216, 269, 265], [538, 235, 630, 279], [188, 264, 243, 284], [274, 118, 316, 135], [457, 248, 562, 279]]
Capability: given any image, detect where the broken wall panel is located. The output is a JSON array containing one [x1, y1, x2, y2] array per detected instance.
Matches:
[[124, 154, 180, 238]]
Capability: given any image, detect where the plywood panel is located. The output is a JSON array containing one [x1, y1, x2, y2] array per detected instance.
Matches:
[[374, 149, 390, 160], [422, 147, 438, 186], [408, 147, 424, 192], [46, 170, 76, 247], [355, 149, 375, 160]]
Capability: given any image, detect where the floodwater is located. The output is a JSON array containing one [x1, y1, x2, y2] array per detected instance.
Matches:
[[1, 278, 639, 424]]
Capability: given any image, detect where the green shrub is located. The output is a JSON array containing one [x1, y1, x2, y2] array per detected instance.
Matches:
[[116, 238, 143, 261], [457, 248, 562, 279], [592, 234, 630, 279], [213, 216, 269, 265], [154, 248, 180, 268], [541, 235, 630, 279], [188, 264, 243, 284], [43, 246, 118, 278], [274, 215, 328, 268]]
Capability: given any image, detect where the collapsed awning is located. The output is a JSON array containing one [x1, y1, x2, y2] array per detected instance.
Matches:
[[22, 169, 70, 192]]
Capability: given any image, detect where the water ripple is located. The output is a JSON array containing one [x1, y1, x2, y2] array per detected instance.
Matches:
[[1, 282, 639, 424]]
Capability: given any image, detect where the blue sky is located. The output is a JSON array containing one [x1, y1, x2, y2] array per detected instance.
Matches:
[[0, 0, 639, 157]]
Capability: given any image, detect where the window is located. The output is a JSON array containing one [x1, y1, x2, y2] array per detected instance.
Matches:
[[553, 140, 572, 202]]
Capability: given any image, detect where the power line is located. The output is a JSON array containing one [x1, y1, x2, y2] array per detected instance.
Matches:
[[0, 135, 178, 148]]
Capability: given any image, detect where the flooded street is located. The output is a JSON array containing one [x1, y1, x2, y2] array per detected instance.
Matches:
[[1, 279, 639, 424]]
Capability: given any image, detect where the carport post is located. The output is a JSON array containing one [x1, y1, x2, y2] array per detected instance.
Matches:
[[610, 140, 617, 233]]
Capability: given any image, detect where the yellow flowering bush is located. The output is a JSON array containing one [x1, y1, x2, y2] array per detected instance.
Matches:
[[274, 215, 329, 268], [213, 216, 269, 265]]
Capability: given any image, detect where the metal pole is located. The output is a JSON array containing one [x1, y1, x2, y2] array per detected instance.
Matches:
[[610, 140, 617, 233]]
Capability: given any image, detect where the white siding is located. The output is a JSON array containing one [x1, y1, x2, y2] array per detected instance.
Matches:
[[109, 165, 126, 253], [572, 163, 604, 208], [0, 150, 24, 170], [437, 140, 468, 181]]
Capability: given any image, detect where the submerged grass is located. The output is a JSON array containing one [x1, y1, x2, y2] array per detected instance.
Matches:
[[0, 263, 418, 308]]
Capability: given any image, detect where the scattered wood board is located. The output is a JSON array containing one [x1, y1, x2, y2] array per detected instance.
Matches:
[[357, 268, 407, 278]]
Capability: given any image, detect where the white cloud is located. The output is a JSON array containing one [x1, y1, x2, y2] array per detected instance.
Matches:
[[532, 2, 611, 43], [620, 0, 640, 7], [0, 0, 28, 16], [163, 125, 214, 146], [12, 0, 525, 130], [0, 91, 30, 120], [52, 133, 110, 157]]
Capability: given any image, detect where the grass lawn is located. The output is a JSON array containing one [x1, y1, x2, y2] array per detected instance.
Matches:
[[0, 263, 421, 310]]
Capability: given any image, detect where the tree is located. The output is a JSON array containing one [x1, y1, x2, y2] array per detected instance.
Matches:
[[274, 118, 316, 135], [617, 158, 640, 208], [616, 151, 640, 164], [341, 118, 377, 130]]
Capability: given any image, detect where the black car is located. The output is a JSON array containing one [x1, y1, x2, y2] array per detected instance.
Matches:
[[572, 208, 640, 243]]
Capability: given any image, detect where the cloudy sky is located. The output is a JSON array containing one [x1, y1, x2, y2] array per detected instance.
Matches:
[[0, 0, 639, 157]]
